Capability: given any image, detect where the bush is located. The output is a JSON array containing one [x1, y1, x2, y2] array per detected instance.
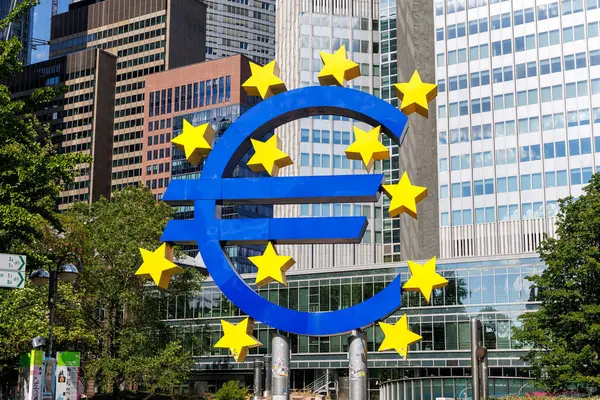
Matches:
[[215, 381, 248, 400]]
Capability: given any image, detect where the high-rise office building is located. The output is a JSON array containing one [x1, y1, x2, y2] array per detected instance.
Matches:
[[275, 0, 384, 268], [433, 0, 600, 258], [204, 0, 275, 65], [49, 0, 207, 192], [1, 0, 34, 64], [7, 48, 116, 209]]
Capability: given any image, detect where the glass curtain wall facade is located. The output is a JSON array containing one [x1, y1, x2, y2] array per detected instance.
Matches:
[[297, 10, 383, 246], [204, 0, 276, 65], [379, 0, 401, 261], [161, 254, 541, 396], [275, 0, 385, 268], [435, 0, 600, 257]]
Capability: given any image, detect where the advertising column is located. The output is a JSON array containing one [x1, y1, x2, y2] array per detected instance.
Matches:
[[27, 350, 44, 400], [55, 352, 80, 400]]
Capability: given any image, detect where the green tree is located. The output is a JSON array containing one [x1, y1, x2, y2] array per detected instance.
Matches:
[[215, 380, 248, 400], [0, 0, 87, 258], [59, 187, 209, 395], [513, 173, 600, 393], [0, 0, 91, 369]]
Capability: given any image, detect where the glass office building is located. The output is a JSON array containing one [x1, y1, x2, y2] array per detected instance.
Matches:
[[162, 254, 541, 396], [435, 0, 600, 257], [274, 0, 385, 269]]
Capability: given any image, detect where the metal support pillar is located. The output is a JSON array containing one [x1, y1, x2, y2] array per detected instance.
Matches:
[[470, 318, 482, 400], [481, 354, 489, 399], [253, 360, 263, 400], [263, 354, 272, 398], [271, 333, 290, 400], [348, 330, 368, 400]]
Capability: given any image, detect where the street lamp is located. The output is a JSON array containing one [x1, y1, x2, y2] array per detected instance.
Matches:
[[29, 252, 83, 357]]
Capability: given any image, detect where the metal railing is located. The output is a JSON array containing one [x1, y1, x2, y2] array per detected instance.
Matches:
[[379, 376, 535, 400]]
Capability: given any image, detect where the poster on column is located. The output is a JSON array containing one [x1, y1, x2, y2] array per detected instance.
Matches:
[[55, 352, 80, 400], [41, 358, 56, 400], [17, 353, 30, 400], [27, 350, 44, 400]]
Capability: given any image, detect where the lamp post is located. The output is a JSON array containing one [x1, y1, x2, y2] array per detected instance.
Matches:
[[29, 252, 83, 357]]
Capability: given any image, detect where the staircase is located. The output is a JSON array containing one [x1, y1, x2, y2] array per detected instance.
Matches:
[[301, 370, 337, 397]]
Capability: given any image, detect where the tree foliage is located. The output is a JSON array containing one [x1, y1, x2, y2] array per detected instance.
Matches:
[[513, 173, 600, 393], [59, 187, 208, 394], [0, 0, 87, 258], [0, 0, 90, 366], [215, 381, 248, 400]]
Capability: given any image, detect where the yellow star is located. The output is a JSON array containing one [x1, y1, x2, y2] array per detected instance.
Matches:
[[345, 125, 390, 172], [242, 60, 287, 99], [403, 257, 448, 303], [318, 45, 361, 86], [378, 314, 422, 359], [135, 243, 183, 289], [214, 317, 262, 362], [249, 242, 295, 287], [247, 134, 293, 176], [394, 70, 438, 118], [382, 172, 427, 219], [171, 120, 215, 166]]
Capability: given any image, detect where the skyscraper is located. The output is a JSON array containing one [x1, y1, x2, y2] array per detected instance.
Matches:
[[433, 0, 600, 258], [7, 48, 116, 209], [204, 0, 275, 65], [49, 0, 207, 192], [275, 0, 385, 268], [1, 0, 34, 64]]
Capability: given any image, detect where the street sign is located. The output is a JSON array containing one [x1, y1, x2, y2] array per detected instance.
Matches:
[[0, 271, 25, 288], [0, 253, 26, 272]]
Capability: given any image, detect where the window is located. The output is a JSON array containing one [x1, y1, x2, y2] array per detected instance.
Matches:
[[301, 129, 310, 142], [437, 28, 444, 41], [300, 153, 310, 166], [440, 185, 448, 198]]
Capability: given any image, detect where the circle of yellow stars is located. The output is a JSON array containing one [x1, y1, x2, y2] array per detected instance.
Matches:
[[135, 47, 441, 362]]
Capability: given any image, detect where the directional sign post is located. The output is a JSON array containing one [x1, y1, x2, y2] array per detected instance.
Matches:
[[0, 253, 26, 288]]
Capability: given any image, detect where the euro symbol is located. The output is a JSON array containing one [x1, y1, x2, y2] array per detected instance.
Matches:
[[161, 86, 408, 336]]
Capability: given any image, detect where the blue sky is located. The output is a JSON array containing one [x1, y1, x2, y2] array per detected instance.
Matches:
[[31, 0, 69, 63]]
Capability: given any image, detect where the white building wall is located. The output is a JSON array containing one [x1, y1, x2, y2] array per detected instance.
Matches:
[[435, 0, 600, 258]]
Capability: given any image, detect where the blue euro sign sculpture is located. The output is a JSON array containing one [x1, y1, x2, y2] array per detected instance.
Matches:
[[161, 86, 409, 336]]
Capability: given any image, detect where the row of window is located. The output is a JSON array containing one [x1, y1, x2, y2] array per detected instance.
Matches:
[[116, 93, 143, 107], [147, 132, 172, 146], [149, 77, 233, 118], [116, 51, 165, 70], [441, 201, 559, 227], [147, 147, 171, 161], [300, 129, 353, 145], [441, 167, 595, 201], [441, 79, 600, 115], [300, 36, 373, 54], [438, 45, 597, 72], [299, 152, 365, 170], [58, 193, 89, 205], [440, 103, 600, 131], [113, 143, 142, 155], [116, 81, 145, 95], [114, 119, 143, 131], [148, 118, 171, 132], [112, 168, 142, 180], [62, 129, 91, 143], [437, 0, 593, 17], [145, 177, 171, 190], [116, 40, 164, 58], [145, 162, 171, 176], [116, 64, 165, 83], [440, 138, 600, 172], [299, 203, 370, 217], [112, 156, 142, 168]]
